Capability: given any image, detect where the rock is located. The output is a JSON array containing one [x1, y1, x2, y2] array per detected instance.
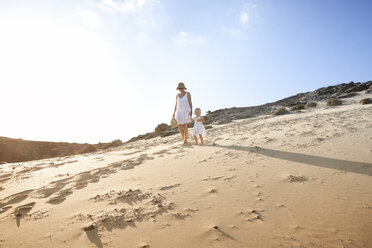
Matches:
[[337, 92, 357, 99], [360, 98, 372, 105], [326, 99, 342, 106], [160, 130, 178, 137], [290, 104, 305, 111], [154, 123, 171, 133], [305, 102, 317, 108], [345, 84, 369, 93], [366, 89, 372, 94], [213, 118, 231, 125], [274, 107, 289, 115]]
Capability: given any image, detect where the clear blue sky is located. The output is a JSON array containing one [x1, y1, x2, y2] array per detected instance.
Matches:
[[1, 0, 371, 143]]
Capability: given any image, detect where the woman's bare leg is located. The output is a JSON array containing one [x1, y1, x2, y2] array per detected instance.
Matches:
[[183, 124, 189, 144], [199, 135, 204, 144], [178, 125, 184, 140]]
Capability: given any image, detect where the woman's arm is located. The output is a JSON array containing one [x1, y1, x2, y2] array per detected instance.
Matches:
[[172, 96, 177, 117], [187, 92, 192, 116]]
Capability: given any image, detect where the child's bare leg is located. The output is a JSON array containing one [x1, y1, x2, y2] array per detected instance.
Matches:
[[194, 135, 198, 144], [183, 125, 189, 144], [199, 135, 204, 144]]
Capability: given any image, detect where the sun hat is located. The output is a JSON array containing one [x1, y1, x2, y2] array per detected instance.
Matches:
[[170, 118, 178, 127], [176, 82, 187, 90]]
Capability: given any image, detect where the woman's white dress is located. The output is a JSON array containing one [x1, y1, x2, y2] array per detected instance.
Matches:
[[176, 92, 191, 125], [192, 116, 206, 136]]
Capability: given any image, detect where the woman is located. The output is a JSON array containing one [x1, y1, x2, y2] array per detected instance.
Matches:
[[172, 82, 193, 144]]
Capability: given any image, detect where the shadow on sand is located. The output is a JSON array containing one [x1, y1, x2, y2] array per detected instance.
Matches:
[[208, 144, 372, 176], [86, 229, 103, 248]]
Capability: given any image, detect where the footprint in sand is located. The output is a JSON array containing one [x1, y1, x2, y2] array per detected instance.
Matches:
[[276, 203, 286, 208], [14, 202, 36, 217], [223, 175, 237, 183], [160, 223, 171, 229], [81, 192, 177, 233], [139, 245, 150, 248], [172, 212, 190, 220], [0, 189, 34, 211], [14, 202, 36, 227], [47, 188, 73, 205], [239, 209, 264, 221], [286, 175, 307, 183], [206, 225, 236, 242], [202, 176, 224, 182], [159, 184, 181, 191], [34, 154, 155, 205], [28, 210, 49, 220], [152, 150, 168, 155], [185, 208, 199, 213], [224, 152, 239, 159], [0, 206, 12, 214], [208, 188, 218, 194], [0, 173, 13, 184], [32, 178, 70, 198]]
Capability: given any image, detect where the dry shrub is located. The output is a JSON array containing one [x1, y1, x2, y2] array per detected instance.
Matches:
[[326, 99, 342, 106], [305, 102, 317, 108], [78, 144, 97, 154], [360, 98, 372, 105], [274, 107, 289, 115], [102, 139, 123, 149], [290, 104, 305, 111]]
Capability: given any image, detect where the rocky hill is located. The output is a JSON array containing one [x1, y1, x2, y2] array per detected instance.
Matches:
[[0, 137, 122, 163], [128, 80, 372, 142]]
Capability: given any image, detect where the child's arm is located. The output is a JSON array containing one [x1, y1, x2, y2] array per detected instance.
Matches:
[[197, 117, 205, 122]]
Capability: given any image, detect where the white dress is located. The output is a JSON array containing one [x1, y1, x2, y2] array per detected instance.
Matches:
[[192, 116, 206, 136], [176, 92, 191, 125]]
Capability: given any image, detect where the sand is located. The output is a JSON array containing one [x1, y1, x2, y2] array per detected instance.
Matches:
[[0, 93, 372, 248]]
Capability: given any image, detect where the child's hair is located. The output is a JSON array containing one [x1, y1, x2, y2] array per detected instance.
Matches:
[[194, 108, 201, 115]]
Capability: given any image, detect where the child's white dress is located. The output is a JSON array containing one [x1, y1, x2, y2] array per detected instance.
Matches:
[[192, 116, 206, 136]]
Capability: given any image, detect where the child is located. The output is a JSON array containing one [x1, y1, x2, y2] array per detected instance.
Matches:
[[192, 108, 206, 144]]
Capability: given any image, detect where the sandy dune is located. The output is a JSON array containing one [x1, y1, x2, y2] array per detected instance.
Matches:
[[0, 94, 371, 248]]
